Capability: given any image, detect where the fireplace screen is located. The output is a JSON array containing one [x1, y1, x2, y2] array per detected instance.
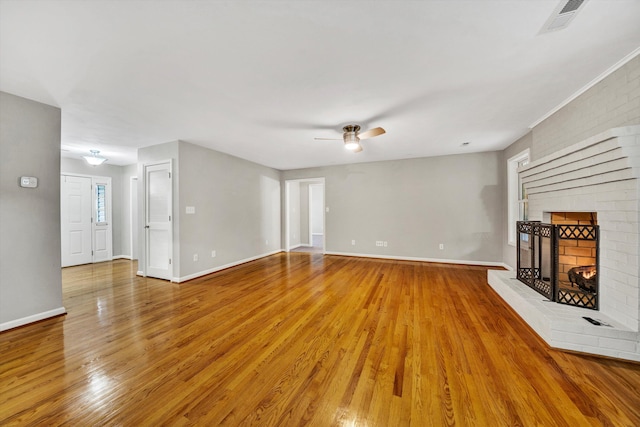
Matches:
[[517, 221, 599, 310]]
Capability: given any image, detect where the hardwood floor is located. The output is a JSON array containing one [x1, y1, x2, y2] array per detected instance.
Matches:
[[2, 254, 640, 426]]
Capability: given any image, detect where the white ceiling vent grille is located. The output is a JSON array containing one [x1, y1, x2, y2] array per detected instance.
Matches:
[[540, 0, 588, 34]]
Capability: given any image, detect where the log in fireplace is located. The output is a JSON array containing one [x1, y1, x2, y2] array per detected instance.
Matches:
[[516, 220, 599, 309]]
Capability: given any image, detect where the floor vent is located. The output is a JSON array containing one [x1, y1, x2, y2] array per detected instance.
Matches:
[[540, 0, 587, 33]]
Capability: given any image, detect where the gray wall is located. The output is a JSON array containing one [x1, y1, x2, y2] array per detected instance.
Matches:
[[138, 140, 281, 280], [0, 92, 64, 327], [283, 152, 503, 263], [500, 54, 640, 268], [177, 141, 281, 278]]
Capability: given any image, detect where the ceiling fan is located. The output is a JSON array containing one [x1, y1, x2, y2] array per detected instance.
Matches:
[[315, 124, 386, 153]]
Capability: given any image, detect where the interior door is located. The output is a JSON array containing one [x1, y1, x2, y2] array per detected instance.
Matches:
[[61, 175, 92, 267], [92, 178, 113, 263], [145, 161, 173, 280]]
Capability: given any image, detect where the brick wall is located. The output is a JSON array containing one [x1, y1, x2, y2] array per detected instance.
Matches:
[[532, 55, 640, 160]]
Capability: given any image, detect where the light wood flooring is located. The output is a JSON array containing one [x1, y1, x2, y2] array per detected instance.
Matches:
[[2, 254, 640, 426]]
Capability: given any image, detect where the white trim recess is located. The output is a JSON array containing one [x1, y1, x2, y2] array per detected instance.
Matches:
[[529, 47, 640, 129], [324, 251, 510, 269], [0, 307, 67, 332], [173, 249, 284, 283], [112, 255, 133, 260]]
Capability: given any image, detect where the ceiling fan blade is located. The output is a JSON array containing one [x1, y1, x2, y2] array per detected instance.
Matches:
[[353, 145, 363, 153], [314, 137, 343, 140], [358, 127, 386, 140]]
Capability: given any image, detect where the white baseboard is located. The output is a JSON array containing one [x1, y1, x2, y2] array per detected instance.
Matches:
[[289, 244, 303, 250], [323, 251, 508, 268], [174, 249, 284, 283], [171, 250, 506, 283], [112, 255, 132, 260], [136, 270, 144, 277], [0, 307, 67, 332]]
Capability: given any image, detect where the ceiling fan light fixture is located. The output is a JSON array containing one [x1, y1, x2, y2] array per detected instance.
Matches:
[[344, 133, 360, 150], [82, 149, 108, 166]]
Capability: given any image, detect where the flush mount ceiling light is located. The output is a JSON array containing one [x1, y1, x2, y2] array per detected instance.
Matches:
[[82, 150, 108, 166]]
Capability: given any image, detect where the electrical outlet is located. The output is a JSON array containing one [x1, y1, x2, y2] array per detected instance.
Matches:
[[439, 243, 444, 250], [383, 241, 387, 247], [376, 241, 384, 247], [211, 250, 216, 258], [193, 253, 199, 261], [265, 240, 268, 245], [351, 239, 356, 245]]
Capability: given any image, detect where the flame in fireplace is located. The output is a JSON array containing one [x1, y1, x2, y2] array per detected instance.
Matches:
[[580, 267, 596, 279]]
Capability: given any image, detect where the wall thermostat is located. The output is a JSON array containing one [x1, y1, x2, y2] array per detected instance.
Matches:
[[20, 176, 38, 188]]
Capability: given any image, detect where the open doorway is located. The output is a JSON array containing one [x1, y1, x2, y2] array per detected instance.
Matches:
[[285, 178, 325, 253]]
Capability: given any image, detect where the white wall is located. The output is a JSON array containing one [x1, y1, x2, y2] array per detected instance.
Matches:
[[283, 152, 503, 264], [0, 92, 65, 330], [310, 184, 324, 235], [299, 182, 310, 245], [288, 181, 301, 248]]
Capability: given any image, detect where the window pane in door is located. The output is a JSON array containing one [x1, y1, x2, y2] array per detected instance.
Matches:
[[96, 184, 107, 223]]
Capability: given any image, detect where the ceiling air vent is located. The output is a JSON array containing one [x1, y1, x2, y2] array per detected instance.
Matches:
[[540, 0, 587, 33]]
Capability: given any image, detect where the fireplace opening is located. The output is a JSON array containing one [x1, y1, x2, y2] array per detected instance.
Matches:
[[516, 212, 599, 310]]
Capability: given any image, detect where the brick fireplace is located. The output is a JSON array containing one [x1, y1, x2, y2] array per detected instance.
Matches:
[[489, 126, 640, 362]]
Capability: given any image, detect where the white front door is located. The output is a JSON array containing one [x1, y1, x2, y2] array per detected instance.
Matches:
[[145, 161, 173, 280], [61, 175, 92, 267], [92, 178, 113, 262], [61, 174, 113, 267]]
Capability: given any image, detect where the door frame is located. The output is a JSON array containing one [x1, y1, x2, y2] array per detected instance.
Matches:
[[284, 177, 325, 252], [143, 159, 173, 280]]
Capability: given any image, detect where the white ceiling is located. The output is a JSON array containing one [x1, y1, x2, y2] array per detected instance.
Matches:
[[1, 0, 639, 169]]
